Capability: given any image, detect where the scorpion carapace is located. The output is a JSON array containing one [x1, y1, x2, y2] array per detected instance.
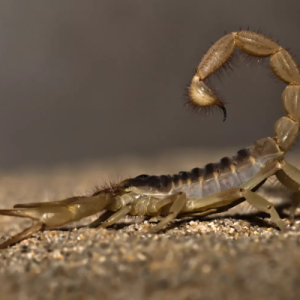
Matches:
[[0, 30, 300, 249]]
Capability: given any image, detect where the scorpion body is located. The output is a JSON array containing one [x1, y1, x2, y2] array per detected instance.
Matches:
[[1, 30, 300, 249]]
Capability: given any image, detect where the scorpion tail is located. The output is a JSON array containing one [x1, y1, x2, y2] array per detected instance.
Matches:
[[187, 30, 300, 152]]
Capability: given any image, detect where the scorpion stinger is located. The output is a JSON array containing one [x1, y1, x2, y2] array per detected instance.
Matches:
[[0, 30, 300, 249]]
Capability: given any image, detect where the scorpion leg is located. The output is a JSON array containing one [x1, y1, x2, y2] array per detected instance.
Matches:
[[178, 208, 219, 218], [149, 161, 283, 232], [242, 190, 284, 230], [276, 160, 300, 220], [149, 192, 188, 233], [88, 210, 116, 228], [91, 192, 188, 230], [182, 188, 284, 231], [290, 193, 300, 221], [178, 207, 228, 218], [100, 205, 133, 228], [178, 160, 286, 230]]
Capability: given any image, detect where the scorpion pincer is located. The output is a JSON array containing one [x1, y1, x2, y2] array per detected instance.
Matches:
[[0, 30, 300, 249]]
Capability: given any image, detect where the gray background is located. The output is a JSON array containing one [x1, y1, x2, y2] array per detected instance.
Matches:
[[0, 0, 299, 170]]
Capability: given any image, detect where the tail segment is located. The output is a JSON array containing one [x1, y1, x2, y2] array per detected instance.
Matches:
[[187, 30, 300, 152]]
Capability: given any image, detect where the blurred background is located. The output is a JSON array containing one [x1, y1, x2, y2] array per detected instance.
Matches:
[[0, 0, 299, 171]]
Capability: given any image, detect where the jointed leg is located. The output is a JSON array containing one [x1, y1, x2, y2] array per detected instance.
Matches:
[[100, 205, 133, 228], [243, 189, 284, 230], [178, 205, 241, 219], [88, 210, 116, 228], [0, 222, 44, 249], [149, 192, 188, 233], [178, 208, 221, 218], [150, 161, 284, 232], [182, 188, 284, 230], [276, 160, 300, 220], [179, 161, 289, 230], [90, 192, 188, 230], [290, 193, 300, 221], [240, 160, 282, 190]]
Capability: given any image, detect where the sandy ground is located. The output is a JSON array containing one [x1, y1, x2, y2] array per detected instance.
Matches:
[[0, 150, 299, 300]]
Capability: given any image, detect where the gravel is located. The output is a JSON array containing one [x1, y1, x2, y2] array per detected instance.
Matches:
[[0, 151, 299, 300]]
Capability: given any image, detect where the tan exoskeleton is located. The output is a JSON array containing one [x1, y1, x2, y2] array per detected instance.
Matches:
[[0, 30, 300, 249]]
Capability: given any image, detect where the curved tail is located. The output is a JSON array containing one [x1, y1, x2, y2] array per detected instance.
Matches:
[[187, 30, 300, 153]]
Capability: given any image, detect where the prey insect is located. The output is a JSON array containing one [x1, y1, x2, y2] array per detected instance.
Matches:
[[1, 30, 300, 249]]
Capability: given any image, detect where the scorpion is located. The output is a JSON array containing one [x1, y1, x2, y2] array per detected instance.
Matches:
[[0, 30, 300, 249]]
